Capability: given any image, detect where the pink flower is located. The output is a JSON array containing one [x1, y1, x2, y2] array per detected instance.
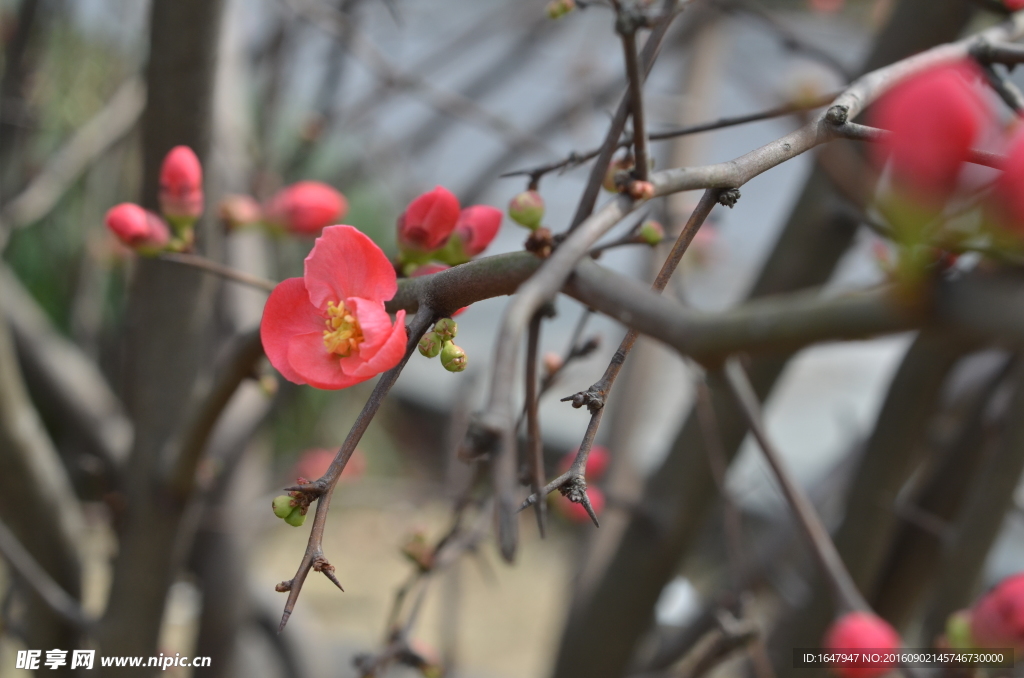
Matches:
[[397, 186, 461, 252], [559, 445, 611, 481], [823, 612, 901, 678], [556, 487, 605, 523], [267, 181, 348, 236], [993, 131, 1024, 233], [159, 146, 204, 220], [451, 205, 502, 258], [871, 62, 987, 205], [104, 203, 170, 252], [260, 225, 407, 390], [971, 573, 1024, 651]]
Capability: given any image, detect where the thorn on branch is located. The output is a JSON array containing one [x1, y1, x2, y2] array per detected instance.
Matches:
[[559, 476, 600, 528], [716, 188, 741, 208], [313, 555, 345, 592]]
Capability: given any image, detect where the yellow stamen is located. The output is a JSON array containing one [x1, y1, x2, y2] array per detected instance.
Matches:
[[323, 301, 364, 357]]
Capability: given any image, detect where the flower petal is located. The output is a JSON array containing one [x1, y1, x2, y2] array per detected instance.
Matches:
[[304, 225, 397, 310], [345, 297, 394, 354], [339, 310, 407, 378], [260, 277, 324, 385], [287, 331, 367, 390]]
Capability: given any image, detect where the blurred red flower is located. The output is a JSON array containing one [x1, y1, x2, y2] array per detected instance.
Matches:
[[267, 181, 348, 236], [105, 203, 170, 253], [823, 612, 900, 678], [971, 573, 1024, 651], [397, 186, 461, 252], [451, 205, 502, 258], [159, 145, 204, 221]]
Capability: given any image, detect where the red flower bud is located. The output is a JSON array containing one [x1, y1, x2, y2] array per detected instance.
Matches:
[[104, 203, 170, 253], [267, 181, 348, 236], [218, 194, 263, 230], [971, 573, 1024, 651], [398, 186, 461, 252], [871, 61, 987, 206], [558, 445, 611, 481], [542, 351, 563, 376], [556, 486, 604, 523], [823, 612, 901, 678], [159, 146, 204, 221], [452, 205, 502, 257], [628, 180, 655, 201]]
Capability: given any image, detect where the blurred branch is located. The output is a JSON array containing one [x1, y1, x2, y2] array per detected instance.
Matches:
[[157, 252, 278, 292], [1, 264, 132, 471], [0, 517, 91, 630], [618, 6, 651, 182], [281, 0, 550, 152], [0, 77, 146, 249], [525, 311, 548, 537]]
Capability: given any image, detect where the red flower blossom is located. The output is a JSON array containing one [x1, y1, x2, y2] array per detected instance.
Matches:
[[871, 61, 987, 205], [397, 186, 461, 252], [1006, 0, 1024, 10], [451, 205, 502, 258], [105, 203, 170, 252], [993, 131, 1024, 233], [556, 487, 605, 523], [159, 146, 204, 220], [823, 612, 901, 678], [558, 445, 611, 481], [260, 225, 407, 389], [267, 181, 348, 236], [971, 573, 1024, 650]]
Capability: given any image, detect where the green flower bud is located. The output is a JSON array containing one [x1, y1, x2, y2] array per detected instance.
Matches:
[[440, 342, 467, 373], [945, 610, 975, 650], [418, 331, 442, 358], [508, 190, 545, 230], [272, 495, 295, 520], [546, 0, 575, 19], [434, 317, 458, 341], [284, 507, 307, 527], [638, 220, 664, 246]]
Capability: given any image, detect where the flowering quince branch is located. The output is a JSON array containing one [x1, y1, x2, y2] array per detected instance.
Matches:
[[519, 189, 720, 515], [276, 303, 435, 631], [478, 13, 1024, 560], [615, 0, 651, 184]]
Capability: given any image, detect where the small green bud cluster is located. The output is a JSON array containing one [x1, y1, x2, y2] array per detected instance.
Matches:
[[271, 480, 311, 527], [418, 318, 467, 372]]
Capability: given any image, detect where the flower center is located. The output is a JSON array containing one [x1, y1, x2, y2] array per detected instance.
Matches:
[[323, 301, 364, 357]]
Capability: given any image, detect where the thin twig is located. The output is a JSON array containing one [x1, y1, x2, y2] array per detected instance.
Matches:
[[569, 0, 682, 230], [619, 10, 650, 182], [277, 305, 435, 630], [501, 91, 840, 182], [157, 252, 278, 293], [525, 312, 548, 537], [720, 357, 868, 614]]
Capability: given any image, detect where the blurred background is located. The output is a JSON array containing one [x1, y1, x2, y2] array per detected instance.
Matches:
[[2, 0, 1024, 677]]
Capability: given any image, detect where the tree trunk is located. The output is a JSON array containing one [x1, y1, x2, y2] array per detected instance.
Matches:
[[96, 0, 225, 670]]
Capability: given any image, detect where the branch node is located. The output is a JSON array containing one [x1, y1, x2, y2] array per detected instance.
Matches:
[[825, 104, 849, 125], [525, 227, 555, 259], [313, 555, 345, 592], [275, 580, 294, 593], [717, 188, 741, 208]]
